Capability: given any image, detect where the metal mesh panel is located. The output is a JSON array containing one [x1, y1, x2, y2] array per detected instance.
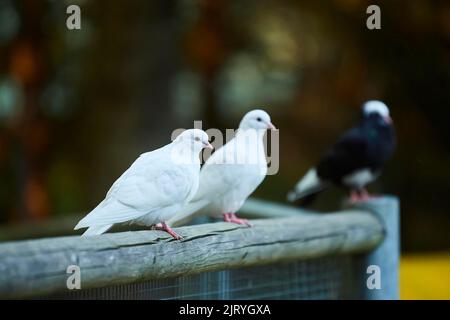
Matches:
[[46, 254, 364, 300]]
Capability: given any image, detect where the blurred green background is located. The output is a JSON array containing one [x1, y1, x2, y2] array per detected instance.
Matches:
[[0, 0, 449, 297]]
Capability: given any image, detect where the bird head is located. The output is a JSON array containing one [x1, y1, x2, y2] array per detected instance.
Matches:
[[239, 109, 276, 131], [175, 129, 212, 152], [363, 100, 393, 125]]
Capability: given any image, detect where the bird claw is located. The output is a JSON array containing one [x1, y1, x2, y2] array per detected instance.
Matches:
[[151, 222, 183, 240], [223, 213, 251, 227], [166, 229, 183, 240]]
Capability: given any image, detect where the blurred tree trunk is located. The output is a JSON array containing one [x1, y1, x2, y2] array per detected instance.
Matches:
[[184, 0, 228, 129], [9, 0, 50, 222]]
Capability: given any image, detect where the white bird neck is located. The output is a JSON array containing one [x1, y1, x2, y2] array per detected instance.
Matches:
[[235, 127, 267, 141], [233, 127, 267, 163]]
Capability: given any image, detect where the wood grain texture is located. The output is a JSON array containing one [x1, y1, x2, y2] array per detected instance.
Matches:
[[0, 208, 383, 299]]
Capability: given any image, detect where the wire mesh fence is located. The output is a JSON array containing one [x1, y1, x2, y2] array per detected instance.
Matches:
[[46, 254, 364, 300]]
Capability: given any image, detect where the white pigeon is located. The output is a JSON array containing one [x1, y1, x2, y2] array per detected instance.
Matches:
[[74, 129, 212, 239], [168, 109, 276, 227]]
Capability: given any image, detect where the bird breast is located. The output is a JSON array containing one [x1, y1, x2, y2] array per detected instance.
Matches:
[[342, 168, 378, 189], [159, 163, 200, 203]]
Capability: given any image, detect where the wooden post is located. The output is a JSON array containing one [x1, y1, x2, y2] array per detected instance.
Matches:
[[348, 196, 400, 300]]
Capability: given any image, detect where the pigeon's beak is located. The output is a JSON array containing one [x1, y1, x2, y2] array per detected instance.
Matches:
[[267, 122, 277, 130], [384, 116, 393, 125], [203, 142, 213, 149]]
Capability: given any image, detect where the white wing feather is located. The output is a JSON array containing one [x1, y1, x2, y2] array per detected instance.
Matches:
[[75, 146, 187, 229]]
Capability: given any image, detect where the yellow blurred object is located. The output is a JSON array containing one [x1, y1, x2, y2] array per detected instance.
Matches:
[[401, 252, 450, 300]]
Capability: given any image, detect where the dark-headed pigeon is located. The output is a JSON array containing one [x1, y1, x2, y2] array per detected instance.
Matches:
[[287, 100, 396, 204]]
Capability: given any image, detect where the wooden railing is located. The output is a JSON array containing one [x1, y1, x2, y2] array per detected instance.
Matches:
[[0, 197, 399, 299]]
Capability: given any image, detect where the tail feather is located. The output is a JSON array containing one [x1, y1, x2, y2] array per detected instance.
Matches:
[[81, 224, 113, 237], [74, 200, 107, 230], [287, 168, 328, 203], [75, 199, 145, 230]]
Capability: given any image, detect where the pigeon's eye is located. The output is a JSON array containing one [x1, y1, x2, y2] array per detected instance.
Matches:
[[256, 117, 262, 122], [194, 137, 201, 142]]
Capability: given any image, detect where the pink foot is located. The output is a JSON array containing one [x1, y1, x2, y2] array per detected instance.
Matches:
[[152, 222, 182, 240], [223, 213, 251, 227]]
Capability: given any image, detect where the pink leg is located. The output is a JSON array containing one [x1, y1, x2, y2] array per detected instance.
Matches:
[[359, 188, 370, 201], [349, 190, 361, 203], [359, 188, 379, 201], [223, 213, 251, 227], [349, 188, 378, 203], [152, 222, 182, 240], [151, 222, 163, 230]]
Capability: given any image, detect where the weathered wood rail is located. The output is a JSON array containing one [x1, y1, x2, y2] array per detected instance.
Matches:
[[0, 197, 399, 299]]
